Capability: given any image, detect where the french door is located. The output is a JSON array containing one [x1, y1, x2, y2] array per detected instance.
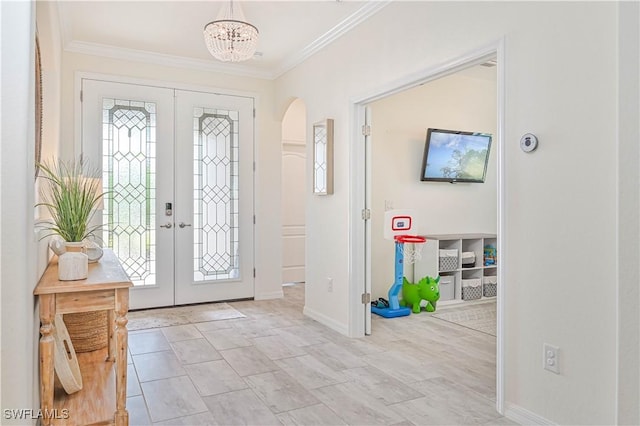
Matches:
[[82, 79, 255, 309]]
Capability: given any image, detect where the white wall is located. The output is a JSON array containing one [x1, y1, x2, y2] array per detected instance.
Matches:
[[275, 2, 624, 424], [0, 0, 40, 418], [281, 99, 306, 283], [369, 71, 496, 299], [1, 2, 67, 418], [616, 2, 640, 424], [59, 52, 283, 300]]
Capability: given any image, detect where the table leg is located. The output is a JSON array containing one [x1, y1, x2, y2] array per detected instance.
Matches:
[[39, 295, 56, 426], [114, 288, 129, 426], [107, 310, 115, 361]]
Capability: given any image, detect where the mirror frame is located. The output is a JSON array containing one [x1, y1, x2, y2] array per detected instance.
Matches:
[[35, 34, 42, 178]]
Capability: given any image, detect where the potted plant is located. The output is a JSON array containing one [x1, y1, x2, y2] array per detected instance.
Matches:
[[37, 158, 105, 280], [37, 158, 112, 353]]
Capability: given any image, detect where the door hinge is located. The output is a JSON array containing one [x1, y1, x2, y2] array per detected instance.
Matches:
[[253, 215, 256, 224], [80, 90, 83, 102], [253, 161, 256, 172], [361, 209, 371, 220], [253, 108, 256, 118], [253, 268, 256, 278], [361, 124, 371, 137], [361, 293, 371, 304]]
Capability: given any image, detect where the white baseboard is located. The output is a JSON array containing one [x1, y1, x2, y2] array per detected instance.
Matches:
[[504, 402, 556, 425], [254, 289, 284, 300], [303, 306, 349, 336]]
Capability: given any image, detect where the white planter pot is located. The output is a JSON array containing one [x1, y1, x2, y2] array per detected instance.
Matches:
[[56, 241, 89, 281]]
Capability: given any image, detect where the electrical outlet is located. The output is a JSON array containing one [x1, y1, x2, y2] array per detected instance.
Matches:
[[327, 277, 333, 292], [543, 343, 560, 374]]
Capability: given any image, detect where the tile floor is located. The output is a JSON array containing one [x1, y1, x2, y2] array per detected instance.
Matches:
[[126, 284, 515, 425]]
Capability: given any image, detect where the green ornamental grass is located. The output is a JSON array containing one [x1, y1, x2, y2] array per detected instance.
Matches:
[[37, 159, 105, 242]]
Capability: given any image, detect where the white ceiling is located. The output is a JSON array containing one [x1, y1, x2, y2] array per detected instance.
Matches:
[[57, 0, 391, 79]]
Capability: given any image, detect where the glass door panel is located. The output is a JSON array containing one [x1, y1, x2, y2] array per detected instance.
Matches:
[[82, 80, 175, 309], [102, 99, 157, 286], [175, 91, 254, 305], [193, 108, 240, 282]]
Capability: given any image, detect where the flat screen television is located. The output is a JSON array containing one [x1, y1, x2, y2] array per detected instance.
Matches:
[[420, 128, 492, 183]]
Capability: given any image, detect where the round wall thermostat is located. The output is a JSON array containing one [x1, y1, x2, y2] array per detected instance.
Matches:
[[520, 133, 538, 153]]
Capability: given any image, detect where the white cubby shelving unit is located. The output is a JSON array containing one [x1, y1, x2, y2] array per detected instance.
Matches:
[[414, 233, 497, 306]]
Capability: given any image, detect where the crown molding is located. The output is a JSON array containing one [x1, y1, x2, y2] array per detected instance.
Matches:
[[64, 40, 275, 80], [56, 1, 73, 50], [58, 1, 392, 81], [273, 0, 393, 78]]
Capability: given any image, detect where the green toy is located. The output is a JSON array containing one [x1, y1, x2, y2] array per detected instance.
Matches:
[[400, 276, 440, 313]]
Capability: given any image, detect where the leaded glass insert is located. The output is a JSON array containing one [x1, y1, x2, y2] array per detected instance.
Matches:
[[193, 107, 240, 281], [102, 98, 156, 286], [314, 125, 327, 193]]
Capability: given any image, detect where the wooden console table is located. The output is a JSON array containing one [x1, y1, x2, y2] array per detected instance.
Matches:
[[34, 249, 132, 426]]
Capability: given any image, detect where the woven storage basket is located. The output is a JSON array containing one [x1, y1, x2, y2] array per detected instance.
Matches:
[[483, 276, 498, 297], [63, 311, 109, 353], [461, 278, 482, 301], [439, 249, 459, 271]]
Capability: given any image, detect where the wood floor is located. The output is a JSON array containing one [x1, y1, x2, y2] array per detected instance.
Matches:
[[124, 284, 515, 425]]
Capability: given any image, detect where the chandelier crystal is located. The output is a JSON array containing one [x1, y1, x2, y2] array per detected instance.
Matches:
[[203, 0, 259, 62]]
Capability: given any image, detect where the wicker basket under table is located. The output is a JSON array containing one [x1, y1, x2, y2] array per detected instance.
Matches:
[[62, 311, 109, 353]]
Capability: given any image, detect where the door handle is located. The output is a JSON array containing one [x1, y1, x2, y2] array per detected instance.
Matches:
[[178, 222, 192, 228], [160, 223, 173, 229]]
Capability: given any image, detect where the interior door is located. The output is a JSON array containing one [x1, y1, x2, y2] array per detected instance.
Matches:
[[281, 145, 306, 283], [174, 90, 255, 305], [82, 79, 175, 309]]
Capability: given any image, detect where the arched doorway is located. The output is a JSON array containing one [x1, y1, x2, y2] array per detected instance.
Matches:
[[281, 98, 307, 284]]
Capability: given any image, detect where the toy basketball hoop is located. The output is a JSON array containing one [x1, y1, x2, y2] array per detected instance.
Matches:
[[372, 214, 427, 318], [395, 235, 426, 244], [395, 234, 426, 264], [383, 209, 425, 265]]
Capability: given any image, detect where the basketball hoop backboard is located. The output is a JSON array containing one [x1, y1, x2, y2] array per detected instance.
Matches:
[[383, 209, 421, 240]]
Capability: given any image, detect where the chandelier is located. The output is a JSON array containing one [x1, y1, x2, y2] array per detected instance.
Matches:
[[203, 0, 259, 62]]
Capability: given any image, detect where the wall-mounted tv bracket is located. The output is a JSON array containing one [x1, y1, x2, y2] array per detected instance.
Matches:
[[520, 133, 538, 153]]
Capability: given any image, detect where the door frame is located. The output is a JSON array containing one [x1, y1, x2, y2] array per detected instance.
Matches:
[[348, 39, 506, 414], [74, 72, 259, 306]]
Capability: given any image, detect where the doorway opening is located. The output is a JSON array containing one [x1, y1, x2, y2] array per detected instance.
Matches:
[[350, 43, 506, 413], [367, 63, 498, 323], [281, 99, 307, 286]]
